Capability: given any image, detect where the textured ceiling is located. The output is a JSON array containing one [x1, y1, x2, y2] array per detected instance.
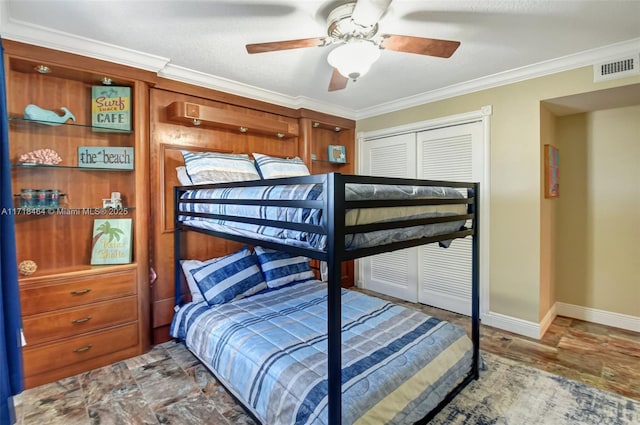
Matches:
[[2, 0, 640, 118]]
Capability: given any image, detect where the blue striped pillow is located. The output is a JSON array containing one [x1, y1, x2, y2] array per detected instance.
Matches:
[[253, 153, 310, 179], [190, 247, 267, 306], [182, 150, 260, 184], [254, 246, 316, 288]]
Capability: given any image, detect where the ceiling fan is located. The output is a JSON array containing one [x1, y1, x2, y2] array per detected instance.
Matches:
[[246, 0, 460, 91]]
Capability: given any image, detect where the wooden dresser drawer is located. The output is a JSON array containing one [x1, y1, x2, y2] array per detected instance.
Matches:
[[20, 269, 136, 315], [23, 322, 138, 376], [22, 296, 137, 345]]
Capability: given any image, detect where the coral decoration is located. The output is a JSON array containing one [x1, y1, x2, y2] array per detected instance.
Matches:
[[18, 148, 63, 165], [18, 260, 37, 276]]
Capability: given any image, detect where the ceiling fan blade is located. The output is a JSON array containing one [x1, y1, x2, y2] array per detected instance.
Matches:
[[328, 68, 349, 92], [246, 37, 328, 54], [352, 0, 393, 27], [380, 34, 460, 58]]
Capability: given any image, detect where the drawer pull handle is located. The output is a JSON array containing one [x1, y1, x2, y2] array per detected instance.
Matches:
[[73, 344, 93, 353], [70, 288, 92, 296], [71, 316, 92, 324]]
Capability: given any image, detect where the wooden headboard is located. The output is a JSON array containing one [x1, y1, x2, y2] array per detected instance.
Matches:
[[149, 87, 301, 343]]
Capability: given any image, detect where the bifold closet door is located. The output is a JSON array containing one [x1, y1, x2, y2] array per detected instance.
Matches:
[[359, 133, 419, 302], [417, 121, 482, 315], [360, 121, 483, 315]]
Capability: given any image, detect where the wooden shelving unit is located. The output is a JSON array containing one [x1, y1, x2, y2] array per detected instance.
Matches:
[[4, 40, 152, 388]]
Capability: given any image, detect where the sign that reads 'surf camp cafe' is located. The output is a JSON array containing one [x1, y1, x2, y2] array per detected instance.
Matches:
[[78, 146, 134, 170], [91, 86, 131, 132]]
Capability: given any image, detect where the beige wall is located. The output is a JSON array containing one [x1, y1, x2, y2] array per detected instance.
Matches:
[[357, 66, 640, 324], [555, 105, 640, 316]]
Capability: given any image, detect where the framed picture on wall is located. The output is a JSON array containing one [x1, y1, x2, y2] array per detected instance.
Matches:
[[328, 145, 346, 163], [544, 144, 559, 198], [90, 218, 133, 264]]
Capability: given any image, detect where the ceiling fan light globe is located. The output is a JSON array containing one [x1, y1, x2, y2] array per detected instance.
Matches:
[[327, 41, 381, 81]]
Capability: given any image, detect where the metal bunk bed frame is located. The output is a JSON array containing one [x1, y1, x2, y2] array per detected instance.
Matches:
[[174, 172, 480, 425]]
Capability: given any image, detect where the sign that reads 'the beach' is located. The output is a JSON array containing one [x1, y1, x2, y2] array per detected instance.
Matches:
[[78, 146, 134, 170]]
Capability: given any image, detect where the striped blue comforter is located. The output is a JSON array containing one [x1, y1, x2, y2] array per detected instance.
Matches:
[[178, 183, 467, 250], [170, 280, 473, 424]]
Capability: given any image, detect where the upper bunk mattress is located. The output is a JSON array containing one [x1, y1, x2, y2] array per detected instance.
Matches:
[[170, 279, 473, 425], [177, 183, 468, 251]]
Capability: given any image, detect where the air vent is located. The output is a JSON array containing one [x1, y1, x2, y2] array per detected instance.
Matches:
[[593, 54, 639, 82]]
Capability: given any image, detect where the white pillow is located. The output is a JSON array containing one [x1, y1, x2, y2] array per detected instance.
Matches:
[[253, 152, 310, 179], [181, 150, 260, 184], [181, 259, 210, 303], [176, 166, 193, 186]]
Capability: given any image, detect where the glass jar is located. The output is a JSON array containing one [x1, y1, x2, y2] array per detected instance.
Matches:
[[34, 189, 47, 208], [20, 189, 34, 207], [46, 189, 60, 207]]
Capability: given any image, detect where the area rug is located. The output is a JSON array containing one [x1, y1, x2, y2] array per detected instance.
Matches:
[[430, 352, 639, 425]]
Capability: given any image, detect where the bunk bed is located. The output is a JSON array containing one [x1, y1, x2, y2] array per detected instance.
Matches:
[[171, 172, 480, 424]]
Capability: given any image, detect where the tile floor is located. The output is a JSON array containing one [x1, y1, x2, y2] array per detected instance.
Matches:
[[15, 341, 255, 425], [12, 292, 640, 424]]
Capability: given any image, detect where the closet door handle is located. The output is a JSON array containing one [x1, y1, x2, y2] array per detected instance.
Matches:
[[73, 344, 92, 353], [71, 316, 92, 324], [70, 288, 91, 296]]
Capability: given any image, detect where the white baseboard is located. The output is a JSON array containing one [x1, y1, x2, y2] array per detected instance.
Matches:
[[481, 303, 639, 340], [480, 312, 542, 339], [556, 302, 640, 333]]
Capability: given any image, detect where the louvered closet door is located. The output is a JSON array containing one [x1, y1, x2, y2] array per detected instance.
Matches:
[[359, 134, 419, 302], [417, 122, 482, 315]]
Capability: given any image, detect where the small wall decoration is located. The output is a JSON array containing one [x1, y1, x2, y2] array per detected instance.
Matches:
[[18, 260, 37, 276], [102, 192, 123, 209], [91, 86, 132, 132], [91, 219, 133, 265], [18, 148, 63, 165], [78, 146, 134, 170], [328, 145, 346, 163], [23, 104, 75, 125], [544, 144, 560, 198]]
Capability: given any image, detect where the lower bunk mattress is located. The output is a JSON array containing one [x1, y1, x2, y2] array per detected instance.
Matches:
[[171, 279, 473, 424]]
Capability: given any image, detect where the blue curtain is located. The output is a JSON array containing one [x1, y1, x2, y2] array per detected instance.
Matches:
[[0, 36, 24, 425]]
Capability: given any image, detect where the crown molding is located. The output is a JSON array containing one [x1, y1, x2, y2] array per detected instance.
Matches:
[[2, 16, 169, 72], [158, 64, 356, 119], [355, 37, 640, 119]]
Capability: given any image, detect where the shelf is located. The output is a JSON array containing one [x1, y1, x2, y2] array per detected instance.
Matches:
[[12, 163, 134, 171], [312, 159, 350, 165], [18, 263, 137, 284], [167, 101, 299, 139], [9, 116, 133, 134]]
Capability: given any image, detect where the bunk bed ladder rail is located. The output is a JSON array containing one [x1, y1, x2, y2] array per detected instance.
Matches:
[[325, 172, 345, 425], [174, 186, 183, 307], [470, 183, 480, 380]]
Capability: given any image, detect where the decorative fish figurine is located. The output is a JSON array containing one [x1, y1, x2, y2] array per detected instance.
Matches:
[[23, 104, 76, 126]]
